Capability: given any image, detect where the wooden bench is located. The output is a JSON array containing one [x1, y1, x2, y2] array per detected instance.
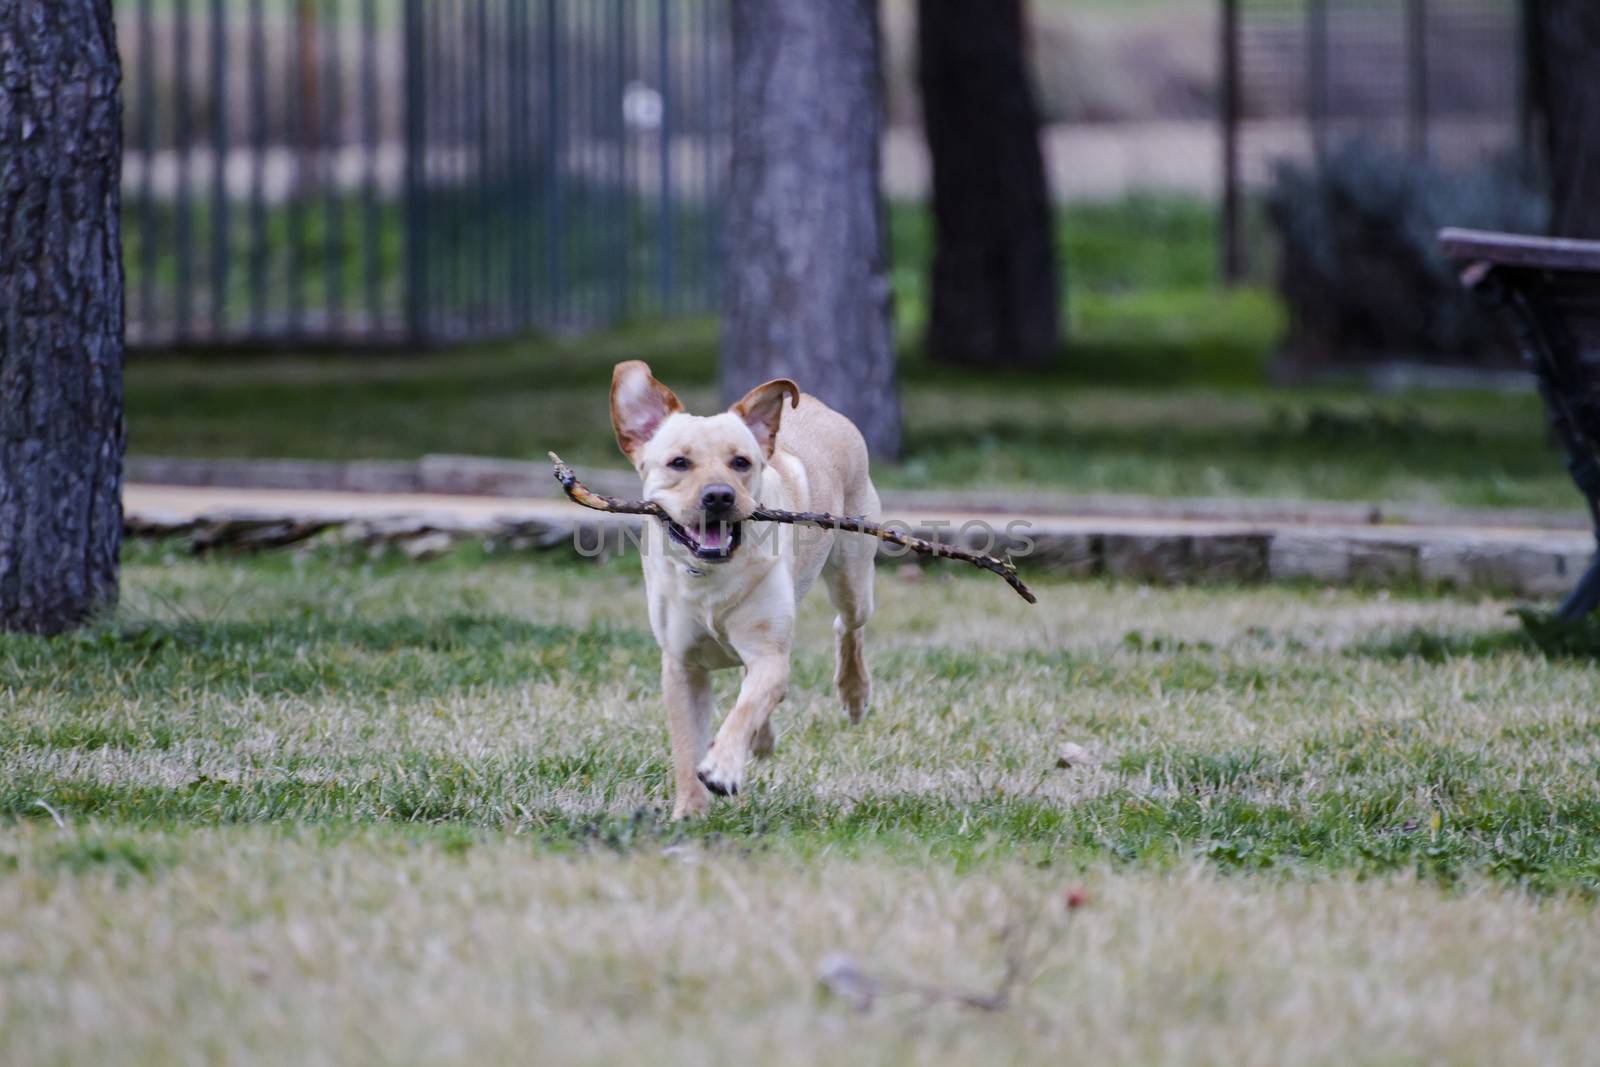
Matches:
[[1439, 228, 1600, 619]]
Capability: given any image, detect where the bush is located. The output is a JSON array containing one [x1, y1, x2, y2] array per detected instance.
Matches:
[[1266, 142, 1548, 376]]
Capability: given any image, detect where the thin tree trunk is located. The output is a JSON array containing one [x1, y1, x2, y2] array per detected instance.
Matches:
[[1528, 0, 1600, 238], [918, 0, 1060, 368], [0, 0, 126, 635], [721, 0, 901, 460]]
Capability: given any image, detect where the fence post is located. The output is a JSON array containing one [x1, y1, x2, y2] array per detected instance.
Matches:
[[248, 0, 267, 332], [545, 0, 564, 324], [1219, 0, 1243, 284], [613, 0, 630, 321], [1406, 0, 1428, 160], [658, 0, 674, 311], [507, 0, 529, 330], [210, 0, 229, 336], [403, 0, 428, 343], [287, 0, 308, 335], [1516, 0, 1540, 176], [1307, 0, 1328, 167], [136, 0, 156, 336], [174, 0, 194, 340], [472, 0, 490, 335], [323, 0, 345, 335], [360, 0, 380, 331]]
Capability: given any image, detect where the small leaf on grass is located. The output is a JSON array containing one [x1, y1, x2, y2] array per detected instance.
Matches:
[[818, 953, 877, 1012]]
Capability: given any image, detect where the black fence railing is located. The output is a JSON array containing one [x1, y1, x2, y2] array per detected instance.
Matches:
[[118, 0, 730, 349], [1219, 0, 1530, 280]]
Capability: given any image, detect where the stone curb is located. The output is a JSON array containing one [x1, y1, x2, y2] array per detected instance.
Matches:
[[124, 484, 1595, 600]]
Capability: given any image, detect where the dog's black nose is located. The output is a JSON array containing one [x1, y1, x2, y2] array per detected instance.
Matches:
[[700, 484, 736, 514]]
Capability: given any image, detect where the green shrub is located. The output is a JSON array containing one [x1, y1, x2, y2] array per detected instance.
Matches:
[[1266, 142, 1547, 375]]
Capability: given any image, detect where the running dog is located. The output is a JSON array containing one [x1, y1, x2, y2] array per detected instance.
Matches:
[[608, 360, 879, 818]]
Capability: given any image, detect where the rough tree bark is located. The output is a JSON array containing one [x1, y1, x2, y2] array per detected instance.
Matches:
[[0, 0, 126, 635], [721, 0, 901, 459], [917, 0, 1060, 369], [1527, 0, 1600, 238]]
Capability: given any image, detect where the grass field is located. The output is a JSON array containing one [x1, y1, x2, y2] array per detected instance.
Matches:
[[126, 318, 1572, 510], [4, 545, 1598, 1063]]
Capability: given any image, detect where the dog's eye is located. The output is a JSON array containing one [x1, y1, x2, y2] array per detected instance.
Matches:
[[730, 456, 752, 472], [667, 456, 691, 471]]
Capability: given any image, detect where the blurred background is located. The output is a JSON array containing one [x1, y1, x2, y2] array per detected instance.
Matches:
[[116, 0, 1583, 514]]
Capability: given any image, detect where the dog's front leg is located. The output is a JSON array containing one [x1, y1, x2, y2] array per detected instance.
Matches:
[[696, 652, 788, 798], [663, 657, 713, 819]]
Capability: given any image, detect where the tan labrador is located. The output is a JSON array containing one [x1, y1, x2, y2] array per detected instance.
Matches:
[[609, 360, 879, 818]]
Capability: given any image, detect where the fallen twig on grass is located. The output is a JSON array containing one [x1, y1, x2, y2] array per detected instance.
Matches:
[[549, 452, 1037, 603], [817, 904, 1059, 1014]]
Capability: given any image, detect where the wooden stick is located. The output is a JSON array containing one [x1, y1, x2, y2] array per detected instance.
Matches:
[[549, 452, 1037, 604]]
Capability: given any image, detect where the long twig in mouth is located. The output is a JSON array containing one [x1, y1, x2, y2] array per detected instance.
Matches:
[[549, 452, 1037, 604]]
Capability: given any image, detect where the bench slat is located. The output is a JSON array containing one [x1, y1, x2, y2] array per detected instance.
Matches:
[[1439, 228, 1600, 274]]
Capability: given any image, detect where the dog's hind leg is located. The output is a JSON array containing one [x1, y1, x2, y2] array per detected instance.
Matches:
[[823, 516, 876, 725]]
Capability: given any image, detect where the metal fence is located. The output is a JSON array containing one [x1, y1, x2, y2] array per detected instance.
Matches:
[[118, 0, 730, 349], [1219, 0, 1530, 278]]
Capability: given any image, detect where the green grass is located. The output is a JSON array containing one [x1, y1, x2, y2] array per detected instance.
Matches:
[[5, 544, 1598, 883], [3, 547, 1598, 1063], [125, 328, 1573, 512]]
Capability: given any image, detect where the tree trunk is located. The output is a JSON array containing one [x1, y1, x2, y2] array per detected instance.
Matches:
[[721, 0, 901, 460], [917, 0, 1060, 369], [0, 0, 126, 635], [1528, 0, 1600, 238]]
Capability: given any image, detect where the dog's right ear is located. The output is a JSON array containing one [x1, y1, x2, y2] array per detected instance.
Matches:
[[611, 360, 684, 463]]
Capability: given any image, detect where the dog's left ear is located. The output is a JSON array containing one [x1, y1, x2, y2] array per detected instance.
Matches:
[[730, 378, 801, 458]]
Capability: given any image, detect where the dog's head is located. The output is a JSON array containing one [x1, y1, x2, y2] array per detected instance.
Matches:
[[610, 360, 800, 564]]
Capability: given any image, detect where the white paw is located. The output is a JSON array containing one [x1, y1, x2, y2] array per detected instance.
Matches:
[[672, 787, 711, 820], [696, 741, 746, 797]]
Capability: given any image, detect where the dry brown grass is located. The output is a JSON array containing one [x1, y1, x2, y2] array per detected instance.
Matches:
[[3, 824, 1597, 1066]]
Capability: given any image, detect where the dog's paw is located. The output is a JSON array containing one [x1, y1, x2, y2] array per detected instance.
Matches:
[[672, 782, 712, 820], [836, 663, 870, 725], [696, 742, 744, 798]]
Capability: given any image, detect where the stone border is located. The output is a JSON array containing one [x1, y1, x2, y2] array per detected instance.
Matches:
[[124, 485, 1595, 600]]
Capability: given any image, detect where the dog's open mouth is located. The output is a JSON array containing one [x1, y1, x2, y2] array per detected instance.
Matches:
[[665, 518, 743, 562]]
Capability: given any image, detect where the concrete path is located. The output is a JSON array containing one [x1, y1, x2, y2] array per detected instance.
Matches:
[[125, 482, 1596, 600]]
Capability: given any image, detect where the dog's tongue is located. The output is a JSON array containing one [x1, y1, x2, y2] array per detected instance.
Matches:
[[698, 524, 728, 548]]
